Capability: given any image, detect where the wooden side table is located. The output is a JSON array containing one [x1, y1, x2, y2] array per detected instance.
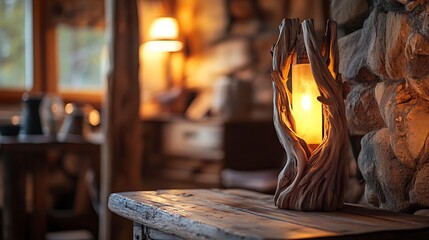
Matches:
[[0, 136, 100, 240], [109, 189, 429, 240]]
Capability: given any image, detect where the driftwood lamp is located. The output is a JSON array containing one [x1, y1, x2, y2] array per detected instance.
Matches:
[[271, 19, 350, 211]]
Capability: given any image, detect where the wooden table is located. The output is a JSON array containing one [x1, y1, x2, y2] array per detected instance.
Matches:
[[109, 189, 429, 240], [0, 136, 100, 240]]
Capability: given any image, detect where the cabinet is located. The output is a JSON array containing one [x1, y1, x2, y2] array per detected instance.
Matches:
[[142, 117, 284, 190]]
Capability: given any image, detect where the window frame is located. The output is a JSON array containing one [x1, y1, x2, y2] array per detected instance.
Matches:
[[0, 0, 103, 107]]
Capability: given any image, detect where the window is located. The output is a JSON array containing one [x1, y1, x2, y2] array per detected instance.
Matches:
[[0, 0, 106, 105], [0, 0, 32, 90], [57, 24, 106, 93]]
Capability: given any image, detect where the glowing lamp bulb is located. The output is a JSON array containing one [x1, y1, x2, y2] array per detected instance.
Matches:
[[301, 95, 312, 111], [292, 63, 323, 145]]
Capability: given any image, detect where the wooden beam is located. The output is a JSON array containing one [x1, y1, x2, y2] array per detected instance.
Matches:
[[100, 0, 142, 239]]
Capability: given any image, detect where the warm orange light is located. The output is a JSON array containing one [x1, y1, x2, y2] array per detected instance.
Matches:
[[149, 17, 179, 39], [11, 115, 20, 125], [65, 103, 74, 115], [145, 17, 183, 52], [144, 40, 183, 52], [292, 63, 323, 145], [88, 109, 100, 126]]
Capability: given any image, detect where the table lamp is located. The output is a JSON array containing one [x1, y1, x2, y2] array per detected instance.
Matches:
[[144, 16, 183, 91], [271, 19, 350, 211]]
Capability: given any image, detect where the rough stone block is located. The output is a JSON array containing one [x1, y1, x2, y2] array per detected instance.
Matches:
[[338, 8, 389, 82], [338, 29, 363, 81], [374, 0, 407, 11], [385, 11, 410, 80], [366, 10, 387, 78], [359, 79, 429, 212], [375, 81, 429, 169], [346, 82, 385, 135], [405, 31, 429, 101], [410, 165, 429, 207], [358, 128, 415, 212], [359, 126, 429, 212], [330, 0, 370, 30]]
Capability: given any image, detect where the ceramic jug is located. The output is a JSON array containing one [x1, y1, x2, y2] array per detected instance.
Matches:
[[20, 93, 44, 135]]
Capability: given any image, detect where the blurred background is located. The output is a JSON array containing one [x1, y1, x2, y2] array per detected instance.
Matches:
[[0, 0, 367, 239]]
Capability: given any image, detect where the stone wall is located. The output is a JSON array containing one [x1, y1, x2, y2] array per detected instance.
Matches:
[[335, 0, 429, 213]]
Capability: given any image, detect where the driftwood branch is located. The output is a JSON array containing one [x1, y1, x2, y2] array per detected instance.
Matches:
[[271, 19, 350, 211]]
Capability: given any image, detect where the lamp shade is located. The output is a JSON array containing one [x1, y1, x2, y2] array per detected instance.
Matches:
[[145, 17, 183, 52], [291, 63, 323, 145]]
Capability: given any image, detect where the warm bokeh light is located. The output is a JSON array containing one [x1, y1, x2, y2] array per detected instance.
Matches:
[[292, 63, 323, 145], [145, 17, 183, 52], [149, 17, 179, 39], [65, 103, 74, 115], [11, 115, 20, 125], [144, 40, 183, 52], [88, 109, 101, 126], [140, 46, 168, 99]]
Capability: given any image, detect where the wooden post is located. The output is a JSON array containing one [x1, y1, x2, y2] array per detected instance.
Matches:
[[100, 0, 142, 239], [31, 152, 48, 240], [2, 153, 25, 240]]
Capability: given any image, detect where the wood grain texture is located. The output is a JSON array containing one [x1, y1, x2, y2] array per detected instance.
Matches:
[[108, 189, 429, 240], [100, 0, 142, 239], [271, 19, 350, 211]]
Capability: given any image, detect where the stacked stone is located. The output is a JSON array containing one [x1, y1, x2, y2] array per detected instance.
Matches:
[[333, 0, 429, 213]]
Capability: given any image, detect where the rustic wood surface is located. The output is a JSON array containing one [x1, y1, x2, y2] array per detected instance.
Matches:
[[108, 189, 429, 240]]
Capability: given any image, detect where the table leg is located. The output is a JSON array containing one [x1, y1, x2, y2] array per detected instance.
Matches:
[[142, 224, 182, 240], [133, 222, 143, 240], [2, 153, 26, 240], [31, 152, 47, 240]]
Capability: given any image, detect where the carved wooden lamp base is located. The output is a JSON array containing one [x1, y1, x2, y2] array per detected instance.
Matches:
[[270, 19, 350, 211]]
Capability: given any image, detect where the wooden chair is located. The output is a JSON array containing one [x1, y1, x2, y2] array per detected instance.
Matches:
[[46, 150, 100, 240]]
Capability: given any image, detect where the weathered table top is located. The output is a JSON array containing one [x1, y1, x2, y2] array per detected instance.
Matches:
[[108, 189, 429, 240]]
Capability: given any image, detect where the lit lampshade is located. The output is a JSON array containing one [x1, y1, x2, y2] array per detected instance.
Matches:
[[291, 63, 323, 145], [144, 17, 183, 52]]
